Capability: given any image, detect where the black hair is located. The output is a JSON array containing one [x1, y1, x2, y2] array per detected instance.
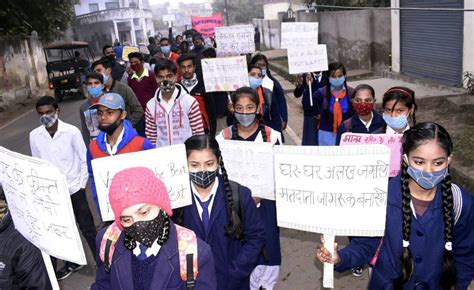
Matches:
[[395, 122, 456, 290], [183, 134, 244, 240], [249, 53, 274, 79], [102, 44, 113, 55], [128, 52, 144, 62], [175, 34, 183, 40], [148, 36, 155, 44], [154, 58, 177, 75], [86, 71, 104, 83], [201, 47, 216, 59], [177, 53, 197, 66], [192, 33, 204, 42], [248, 65, 262, 74], [382, 86, 417, 125], [353, 84, 375, 101], [35, 96, 58, 110], [92, 58, 112, 70], [230, 87, 268, 142], [159, 37, 169, 44]]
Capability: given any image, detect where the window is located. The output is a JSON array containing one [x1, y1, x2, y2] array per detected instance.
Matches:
[[89, 3, 99, 12], [105, 2, 119, 10]]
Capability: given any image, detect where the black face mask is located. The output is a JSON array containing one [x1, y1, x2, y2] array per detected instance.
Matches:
[[190, 169, 218, 189], [106, 54, 116, 63], [98, 118, 122, 135], [123, 210, 170, 248]]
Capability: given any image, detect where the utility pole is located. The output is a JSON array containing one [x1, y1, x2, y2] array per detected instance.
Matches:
[[224, 0, 230, 25]]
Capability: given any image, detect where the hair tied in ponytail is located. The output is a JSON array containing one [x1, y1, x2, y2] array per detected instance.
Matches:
[[445, 242, 452, 251], [403, 240, 410, 248]]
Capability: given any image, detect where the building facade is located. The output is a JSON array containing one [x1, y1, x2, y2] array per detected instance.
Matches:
[[73, 0, 155, 53]]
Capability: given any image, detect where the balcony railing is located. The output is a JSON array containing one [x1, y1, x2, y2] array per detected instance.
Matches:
[[75, 8, 153, 25]]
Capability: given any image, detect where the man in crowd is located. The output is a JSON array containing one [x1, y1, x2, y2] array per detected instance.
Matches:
[[154, 37, 181, 65], [86, 93, 154, 217], [91, 58, 144, 130], [102, 45, 127, 82], [30, 96, 97, 280], [147, 36, 159, 57], [177, 53, 217, 137], [80, 72, 104, 144], [145, 59, 204, 147]]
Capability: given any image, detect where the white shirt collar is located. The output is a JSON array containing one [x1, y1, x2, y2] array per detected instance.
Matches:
[[191, 177, 219, 220], [358, 112, 373, 130], [132, 240, 162, 258], [104, 126, 125, 155], [40, 119, 63, 138]]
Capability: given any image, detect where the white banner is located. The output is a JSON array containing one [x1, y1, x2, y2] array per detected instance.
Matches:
[[202, 56, 250, 92], [288, 44, 328, 75], [274, 145, 390, 236], [218, 140, 275, 200], [0, 147, 86, 265], [215, 24, 256, 57], [281, 22, 319, 49], [91, 144, 191, 221]]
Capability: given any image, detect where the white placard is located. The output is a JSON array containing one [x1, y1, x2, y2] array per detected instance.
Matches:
[[274, 145, 390, 236], [202, 56, 250, 92], [218, 140, 275, 200], [215, 24, 256, 57], [281, 22, 319, 49], [288, 44, 328, 75], [91, 144, 191, 221], [0, 147, 86, 265]]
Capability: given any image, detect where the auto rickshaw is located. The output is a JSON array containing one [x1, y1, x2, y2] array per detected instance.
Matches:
[[43, 41, 94, 101]]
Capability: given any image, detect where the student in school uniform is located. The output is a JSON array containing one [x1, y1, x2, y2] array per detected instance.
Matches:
[[382, 86, 417, 134], [174, 134, 266, 290], [317, 122, 474, 289], [315, 62, 355, 146], [216, 86, 282, 290], [336, 84, 385, 145], [293, 71, 329, 145], [92, 167, 217, 290]]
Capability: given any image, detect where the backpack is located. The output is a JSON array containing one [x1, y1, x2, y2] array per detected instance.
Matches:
[[369, 183, 464, 267], [222, 125, 272, 143], [99, 223, 199, 289]]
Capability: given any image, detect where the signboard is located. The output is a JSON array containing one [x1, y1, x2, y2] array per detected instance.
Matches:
[[91, 145, 191, 221], [215, 24, 255, 56], [201, 56, 250, 92], [281, 22, 319, 49], [191, 13, 224, 38], [287, 44, 328, 74], [0, 147, 86, 265]]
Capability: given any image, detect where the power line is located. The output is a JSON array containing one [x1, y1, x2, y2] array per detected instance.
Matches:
[[304, 4, 474, 12]]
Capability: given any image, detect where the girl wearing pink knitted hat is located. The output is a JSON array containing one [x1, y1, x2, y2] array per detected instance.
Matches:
[[91, 167, 217, 290]]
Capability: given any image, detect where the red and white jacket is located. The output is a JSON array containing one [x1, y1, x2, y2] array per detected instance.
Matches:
[[145, 84, 204, 147]]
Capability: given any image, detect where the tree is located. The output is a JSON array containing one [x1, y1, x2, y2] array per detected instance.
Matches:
[[212, 0, 264, 25], [0, 0, 77, 43]]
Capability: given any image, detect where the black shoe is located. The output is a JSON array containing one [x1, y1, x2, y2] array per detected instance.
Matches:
[[56, 263, 84, 281], [351, 266, 363, 277]]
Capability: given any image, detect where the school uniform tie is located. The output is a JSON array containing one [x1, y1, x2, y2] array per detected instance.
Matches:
[[137, 243, 148, 261], [196, 195, 213, 233]]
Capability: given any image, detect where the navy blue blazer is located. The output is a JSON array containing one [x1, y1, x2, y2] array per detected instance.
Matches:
[[179, 176, 265, 290], [92, 222, 217, 290], [336, 175, 474, 289], [335, 111, 386, 145]]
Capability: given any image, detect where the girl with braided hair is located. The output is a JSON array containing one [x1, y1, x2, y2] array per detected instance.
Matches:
[[317, 122, 474, 289], [175, 134, 266, 290]]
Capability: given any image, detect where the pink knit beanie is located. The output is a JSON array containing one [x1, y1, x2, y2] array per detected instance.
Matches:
[[109, 167, 173, 229]]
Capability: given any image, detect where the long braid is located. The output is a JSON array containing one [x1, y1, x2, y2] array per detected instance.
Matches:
[[394, 162, 414, 289], [231, 123, 239, 140], [440, 173, 457, 289], [219, 157, 243, 240], [257, 114, 268, 141]]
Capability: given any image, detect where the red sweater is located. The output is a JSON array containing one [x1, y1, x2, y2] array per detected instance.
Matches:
[[127, 70, 159, 110]]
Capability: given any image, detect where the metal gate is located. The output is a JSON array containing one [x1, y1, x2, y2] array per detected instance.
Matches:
[[400, 0, 464, 86]]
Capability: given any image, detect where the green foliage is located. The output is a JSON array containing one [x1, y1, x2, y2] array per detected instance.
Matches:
[[0, 0, 77, 43], [212, 0, 264, 25]]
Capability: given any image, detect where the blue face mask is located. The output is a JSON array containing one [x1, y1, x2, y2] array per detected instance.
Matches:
[[329, 76, 345, 88], [161, 45, 171, 54], [87, 85, 103, 99], [249, 77, 263, 89], [261, 68, 267, 76], [406, 165, 448, 190], [101, 73, 109, 84], [383, 113, 408, 130]]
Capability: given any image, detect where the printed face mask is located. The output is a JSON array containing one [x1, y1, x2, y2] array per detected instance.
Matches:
[[190, 169, 218, 189], [160, 80, 175, 93], [383, 113, 408, 130], [123, 210, 170, 248], [249, 77, 263, 89], [39, 113, 58, 128], [329, 76, 345, 87], [87, 85, 103, 98], [353, 102, 374, 116], [407, 166, 448, 190], [234, 112, 256, 127]]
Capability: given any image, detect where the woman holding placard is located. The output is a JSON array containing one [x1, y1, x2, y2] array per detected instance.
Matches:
[[216, 86, 282, 290], [316, 122, 474, 289], [315, 62, 355, 146], [174, 134, 266, 290]]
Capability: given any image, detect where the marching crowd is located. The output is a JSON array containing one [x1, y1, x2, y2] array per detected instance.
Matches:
[[1, 29, 473, 290]]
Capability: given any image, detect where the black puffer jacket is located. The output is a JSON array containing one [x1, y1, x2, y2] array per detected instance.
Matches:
[[0, 212, 52, 289]]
